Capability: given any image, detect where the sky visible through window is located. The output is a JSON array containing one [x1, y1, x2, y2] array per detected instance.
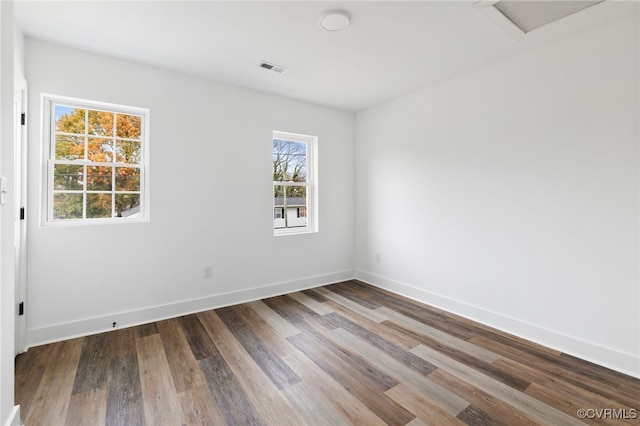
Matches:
[[55, 105, 75, 121]]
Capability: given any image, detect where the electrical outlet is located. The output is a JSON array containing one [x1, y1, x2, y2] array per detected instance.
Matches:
[[375, 253, 382, 263], [203, 265, 213, 279]]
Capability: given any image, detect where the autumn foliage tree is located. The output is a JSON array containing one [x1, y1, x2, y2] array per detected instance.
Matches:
[[54, 107, 142, 219]]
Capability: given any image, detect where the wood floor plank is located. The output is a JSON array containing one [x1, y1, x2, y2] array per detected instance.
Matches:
[[325, 311, 437, 376], [470, 335, 640, 409], [324, 299, 421, 350], [15, 343, 52, 375], [405, 418, 430, 426], [178, 314, 219, 361], [350, 280, 542, 348], [24, 338, 83, 426], [378, 305, 501, 363], [133, 322, 159, 338], [263, 294, 338, 336], [428, 369, 541, 426], [383, 319, 531, 391], [177, 386, 227, 426], [494, 357, 638, 416], [65, 387, 107, 426], [325, 281, 383, 310], [14, 344, 52, 415], [136, 334, 185, 426], [108, 327, 136, 358], [314, 286, 391, 323], [197, 310, 304, 426], [242, 301, 303, 359], [280, 382, 351, 426], [300, 288, 329, 303], [385, 383, 467, 426], [525, 382, 636, 426], [215, 305, 301, 390], [72, 333, 112, 394], [558, 352, 640, 395], [287, 332, 415, 426], [197, 352, 265, 426], [287, 291, 334, 315], [292, 329, 400, 392], [329, 327, 469, 416], [456, 403, 511, 426], [14, 365, 45, 418], [340, 281, 481, 340], [105, 353, 145, 426], [246, 300, 301, 338], [411, 344, 585, 425], [281, 350, 388, 425], [157, 318, 206, 393]]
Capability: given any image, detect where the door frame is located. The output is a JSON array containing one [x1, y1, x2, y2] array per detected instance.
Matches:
[[14, 75, 27, 355]]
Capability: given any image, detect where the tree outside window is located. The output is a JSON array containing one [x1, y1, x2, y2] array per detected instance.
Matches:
[[44, 96, 149, 224]]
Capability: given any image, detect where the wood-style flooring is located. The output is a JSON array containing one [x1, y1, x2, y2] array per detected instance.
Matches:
[[15, 280, 640, 425]]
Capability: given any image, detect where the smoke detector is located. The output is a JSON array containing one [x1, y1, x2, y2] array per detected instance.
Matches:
[[320, 10, 351, 31]]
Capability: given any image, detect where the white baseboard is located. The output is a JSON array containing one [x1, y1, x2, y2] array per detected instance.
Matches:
[[27, 270, 354, 347], [356, 269, 640, 379], [3, 405, 21, 426]]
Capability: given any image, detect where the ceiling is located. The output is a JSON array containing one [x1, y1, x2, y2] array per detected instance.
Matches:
[[14, 1, 638, 112]]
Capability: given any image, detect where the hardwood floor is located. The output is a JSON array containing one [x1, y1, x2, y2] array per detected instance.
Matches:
[[15, 280, 640, 425]]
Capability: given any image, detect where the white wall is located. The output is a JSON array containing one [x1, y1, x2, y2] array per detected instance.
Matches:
[[355, 15, 639, 377], [25, 39, 355, 345]]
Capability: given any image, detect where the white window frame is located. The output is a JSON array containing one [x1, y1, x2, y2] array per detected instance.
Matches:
[[41, 94, 150, 226], [273, 130, 318, 236]]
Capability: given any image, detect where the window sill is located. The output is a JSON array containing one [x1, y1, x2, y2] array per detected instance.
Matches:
[[42, 217, 149, 228], [273, 227, 318, 237]]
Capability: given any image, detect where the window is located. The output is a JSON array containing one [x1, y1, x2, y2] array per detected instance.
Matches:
[[43, 95, 149, 224], [273, 131, 317, 235]]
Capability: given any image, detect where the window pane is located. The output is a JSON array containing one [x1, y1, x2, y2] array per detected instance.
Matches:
[[55, 106, 85, 134], [274, 185, 285, 229], [274, 184, 285, 198], [86, 193, 112, 218], [55, 135, 84, 160], [86, 166, 112, 191], [88, 137, 114, 162], [54, 164, 83, 190], [53, 193, 83, 219], [115, 141, 141, 164], [287, 185, 306, 205], [115, 167, 140, 191], [115, 194, 141, 217], [273, 139, 307, 182], [116, 114, 142, 139], [88, 110, 114, 137], [273, 184, 307, 229]]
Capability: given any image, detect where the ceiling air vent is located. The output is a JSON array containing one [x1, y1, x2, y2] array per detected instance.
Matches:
[[259, 61, 289, 74]]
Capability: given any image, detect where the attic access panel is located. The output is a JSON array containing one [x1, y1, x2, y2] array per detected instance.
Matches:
[[475, 0, 604, 39], [494, 0, 603, 33]]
